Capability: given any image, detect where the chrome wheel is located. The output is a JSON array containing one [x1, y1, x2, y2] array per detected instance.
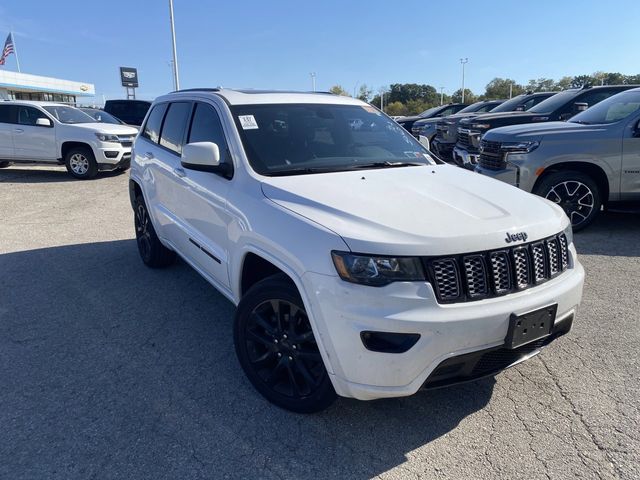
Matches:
[[245, 299, 325, 399], [69, 153, 89, 175], [135, 202, 152, 261], [545, 181, 595, 227]]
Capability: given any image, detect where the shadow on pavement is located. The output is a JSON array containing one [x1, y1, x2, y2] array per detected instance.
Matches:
[[0, 166, 125, 183], [573, 210, 640, 257], [0, 239, 494, 479]]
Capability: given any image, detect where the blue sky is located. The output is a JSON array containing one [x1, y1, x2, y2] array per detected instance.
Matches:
[[0, 0, 638, 102]]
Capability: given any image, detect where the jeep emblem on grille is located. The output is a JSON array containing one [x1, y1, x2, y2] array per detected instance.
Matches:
[[505, 232, 528, 243]]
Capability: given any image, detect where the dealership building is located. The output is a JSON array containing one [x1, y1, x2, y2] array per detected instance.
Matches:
[[0, 69, 95, 104]]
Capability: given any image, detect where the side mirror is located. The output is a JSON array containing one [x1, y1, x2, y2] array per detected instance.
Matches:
[[573, 102, 588, 113], [36, 118, 52, 127], [181, 142, 232, 177]]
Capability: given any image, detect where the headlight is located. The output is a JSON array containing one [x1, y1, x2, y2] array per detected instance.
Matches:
[[331, 251, 425, 286], [563, 223, 573, 248], [471, 123, 491, 129], [95, 133, 120, 143], [502, 141, 540, 153]]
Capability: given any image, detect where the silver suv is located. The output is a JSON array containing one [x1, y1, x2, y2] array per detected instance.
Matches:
[[476, 88, 640, 230]]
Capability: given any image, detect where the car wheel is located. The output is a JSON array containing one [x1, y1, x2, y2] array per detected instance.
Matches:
[[0, 161, 11, 168], [134, 195, 176, 268], [64, 147, 98, 179], [534, 171, 601, 232], [234, 274, 337, 413]]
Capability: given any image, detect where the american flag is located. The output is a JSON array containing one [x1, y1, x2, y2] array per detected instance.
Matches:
[[0, 33, 15, 66]]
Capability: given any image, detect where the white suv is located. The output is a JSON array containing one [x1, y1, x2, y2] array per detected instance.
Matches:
[[0, 101, 138, 179], [129, 89, 585, 413]]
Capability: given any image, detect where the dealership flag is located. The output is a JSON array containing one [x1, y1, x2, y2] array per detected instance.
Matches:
[[0, 33, 15, 66]]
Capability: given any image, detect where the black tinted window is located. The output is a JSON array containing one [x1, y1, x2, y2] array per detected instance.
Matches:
[[0, 105, 16, 123], [17, 106, 49, 126], [188, 103, 228, 162], [159, 102, 192, 154], [142, 104, 168, 144]]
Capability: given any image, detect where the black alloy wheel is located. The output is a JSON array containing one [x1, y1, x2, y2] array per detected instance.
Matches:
[[234, 275, 336, 413]]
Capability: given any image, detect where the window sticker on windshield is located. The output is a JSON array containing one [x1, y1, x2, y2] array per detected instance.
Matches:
[[361, 105, 381, 115], [239, 115, 259, 130], [404, 151, 423, 158]]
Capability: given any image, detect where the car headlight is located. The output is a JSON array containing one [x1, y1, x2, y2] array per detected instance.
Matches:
[[331, 251, 425, 286], [470, 123, 491, 129], [563, 223, 574, 248], [502, 141, 540, 153], [95, 133, 120, 143]]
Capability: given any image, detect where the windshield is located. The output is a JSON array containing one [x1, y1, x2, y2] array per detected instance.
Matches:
[[570, 90, 640, 125], [418, 106, 441, 117], [43, 106, 95, 124], [231, 103, 434, 176], [528, 90, 579, 114], [80, 108, 123, 124], [457, 102, 485, 114], [489, 95, 528, 113]]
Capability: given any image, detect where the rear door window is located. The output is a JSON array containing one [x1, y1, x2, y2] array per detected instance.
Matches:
[[0, 104, 17, 124], [142, 104, 168, 144], [159, 102, 192, 154]]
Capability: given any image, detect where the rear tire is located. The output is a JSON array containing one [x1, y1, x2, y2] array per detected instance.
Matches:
[[134, 195, 176, 268], [533, 171, 601, 232], [234, 274, 337, 413], [0, 161, 11, 168], [64, 147, 98, 179]]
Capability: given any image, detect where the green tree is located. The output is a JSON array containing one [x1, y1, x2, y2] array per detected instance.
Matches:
[[555, 76, 573, 90], [405, 99, 431, 115], [329, 85, 351, 96], [484, 78, 525, 99], [571, 75, 596, 88], [451, 88, 477, 104], [357, 84, 373, 102], [384, 101, 408, 116], [526, 78, 557, 92], [387, 83, 437, 105]]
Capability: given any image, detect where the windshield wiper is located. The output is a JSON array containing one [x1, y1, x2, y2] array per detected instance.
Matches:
[[349, 161, 425, 170], [267, 167, 343, 176]]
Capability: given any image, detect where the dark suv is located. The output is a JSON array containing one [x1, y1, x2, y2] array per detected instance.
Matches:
[[412, 100, 504, 146], [432, 92, 555, 161], [453, 85, 637, 168], [395, 103, 467, 133], [103, 100, 152, 126]]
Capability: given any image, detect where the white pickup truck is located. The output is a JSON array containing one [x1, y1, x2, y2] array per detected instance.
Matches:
[[0, 101, 138, 179]]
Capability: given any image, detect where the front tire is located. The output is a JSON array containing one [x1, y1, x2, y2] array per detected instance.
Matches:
[[534, 171, 601, 232], [234, 275, 336, 413], [134, 195, 176, 268], [64, 147, 98, 179]]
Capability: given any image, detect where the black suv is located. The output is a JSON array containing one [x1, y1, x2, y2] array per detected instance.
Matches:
[[432, 92, 555, 161], [103, 100, 152, 126], [411, 100, 504, 145], [396, 103, 467, 133], [453, 85, 637, 168]]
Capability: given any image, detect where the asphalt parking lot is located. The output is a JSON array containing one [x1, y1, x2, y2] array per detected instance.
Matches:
[[1, 165, 639, 480]]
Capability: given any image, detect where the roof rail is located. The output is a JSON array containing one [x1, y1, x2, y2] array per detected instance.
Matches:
[[171, 87, 221, 93]]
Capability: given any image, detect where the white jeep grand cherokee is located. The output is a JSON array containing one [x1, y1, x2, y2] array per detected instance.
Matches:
[[129, 89, 584, 413], [0, 101, 138, 179]]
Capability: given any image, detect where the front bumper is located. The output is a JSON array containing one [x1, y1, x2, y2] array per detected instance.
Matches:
[[453, 146, 479, 170], [301, 255, 584, 401], [475, 160, 539, 192], [96, 144, 132, 171]]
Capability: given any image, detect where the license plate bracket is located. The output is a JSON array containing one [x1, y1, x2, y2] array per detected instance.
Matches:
[[505, 304, 557, 349]]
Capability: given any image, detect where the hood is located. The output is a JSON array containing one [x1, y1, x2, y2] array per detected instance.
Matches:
[[261, 165, 568, 256], [397, 115, 422, 124], [459, 111, 538, 128], [65, 122, 139, 135], [413, 117, 440, 127], [484, 121, 609, 142]]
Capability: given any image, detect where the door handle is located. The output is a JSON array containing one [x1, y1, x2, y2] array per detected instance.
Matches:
[[144, 152, 154, 159], [14, 128, 24, 133], [173, 167, 186, 178]]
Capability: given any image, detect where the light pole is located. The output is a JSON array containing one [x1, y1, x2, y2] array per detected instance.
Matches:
[[310, 72, 316, 92], [459, 58, 468, 103], [379, 89, 385, 112], [169, 0, 180, 90], [353, 81, 359, 98], [439, 86, 445, 105]]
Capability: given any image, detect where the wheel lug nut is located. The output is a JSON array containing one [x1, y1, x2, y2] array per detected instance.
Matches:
[[277, 353, 282, 357], [283, 334, 288, 339], [292, 345, 297, 350], [274, 339, 278, 344], [288, 356, 293, 361]]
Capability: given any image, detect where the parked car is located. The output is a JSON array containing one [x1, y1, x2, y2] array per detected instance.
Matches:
[[396, 103, 468, 133], [432, 92, 556, 161], [103, 99, 152, 126], [476, 87, 640, 231], [129, 88, 584, 412], [413, 100, 505, 149], [453, 85, 637, 169], [0, 101, 138, 178]]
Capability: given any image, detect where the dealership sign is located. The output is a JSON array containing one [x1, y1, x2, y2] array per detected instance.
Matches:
[[120, 67, 139, 88]]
